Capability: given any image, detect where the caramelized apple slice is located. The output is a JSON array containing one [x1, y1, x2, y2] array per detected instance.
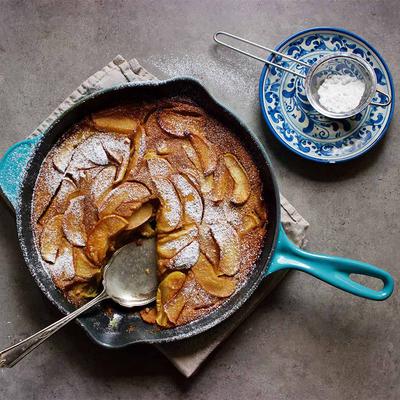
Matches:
[[182, 142, 202, 172], [73, 247, 101, 280], [62, 195, 87, 247], [126, 126, 146, 180], [198, 223, 219, 266], [156, 271, 186, 327], [192, 254, 236, 297], [240, 212, 261, 235], [212, 158, 233, 203], [40, 214, 64, 263], [86, 215, 128, 264], [164, 292, 186, 324], [98, 182, 151, 218], [77, 135, 109, 166], [126, 202, 153, 230], [152, 177, 182, 233], [92, 109, 138, 135], [65, 147, 98, 182], [210, 223, 240, 276], [89, 165, 117, 205], [189, 135, 217, 176], [223, 153, 250, 205], [101, 134, 131, 182], [168, 241, 200, 270], [38, 178, 77, 226], [170, 174, 203, 224], [157, 224, 198, 259], [181, 143, 214, 194], [157, 109, 204, 137], [51, 239, 75, 284], [146, 155, 173, 178], [52, 142, 75, 173]]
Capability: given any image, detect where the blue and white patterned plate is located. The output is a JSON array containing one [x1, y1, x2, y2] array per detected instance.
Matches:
[[259, 27, 395, 163]]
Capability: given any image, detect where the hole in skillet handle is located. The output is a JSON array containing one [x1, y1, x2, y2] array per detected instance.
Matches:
[[267, 226, 395, 301], [349, 273, 384, 291]]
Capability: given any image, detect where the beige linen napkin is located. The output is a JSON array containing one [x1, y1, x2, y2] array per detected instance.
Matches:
[[26, 55, 309, 377]]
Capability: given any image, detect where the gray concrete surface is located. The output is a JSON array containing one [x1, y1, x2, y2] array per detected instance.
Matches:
[[0, 0, 399, 399]]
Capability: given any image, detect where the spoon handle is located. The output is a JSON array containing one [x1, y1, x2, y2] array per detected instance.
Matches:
[[0, 290, 109, 368]]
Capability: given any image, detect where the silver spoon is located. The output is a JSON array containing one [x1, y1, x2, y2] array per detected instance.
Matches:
[[0, 239, 158, 368]]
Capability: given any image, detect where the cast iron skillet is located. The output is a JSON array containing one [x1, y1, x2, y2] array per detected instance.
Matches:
[[0, 78, 394, 348]]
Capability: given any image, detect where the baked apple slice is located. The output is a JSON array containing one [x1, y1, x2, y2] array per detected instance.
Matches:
[[181, 142, 203, 172], [146, 155, 173, 178], [62, 195, 87, 247], [210, 223, 240, 276], [168, 241, 200, 270], [164, 291, 186, 324], [40, 214, 64, 263], [157, 224, 198, 259], [240, 212, 261, 235], [192, 253, 236, 297], [38, 178, 77, 226], [198, 223, 219, 266], [157, 109, 204, 137], [100, 134, 131, 182], [156, 271, 186, 327], [125, 126, 146, 180], [77, 135, 109, 166], [51, 239, 75, 284], [91, 109, 138, 135], [86, 215, 128, 264], [189, 135, 218, 176], [223, 153, 250, 205], [87, 165, 117, 205], [152, 177, 183, 233], [170, 173, 203, 224], [73, 247, 101, 281], [212, 157, 233, 203], [98, 182, 151, 218], [52, 142, 75, 173], [126, 202, 153, 230]]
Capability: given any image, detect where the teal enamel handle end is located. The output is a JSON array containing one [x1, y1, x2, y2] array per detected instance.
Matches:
[[0, 136, 42, 211], [267, 226, 394, 301]]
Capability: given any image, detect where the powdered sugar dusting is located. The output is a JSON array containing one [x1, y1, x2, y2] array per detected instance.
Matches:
[[147, 157, 172, 177], [51, 242, 75, 279], [153, 177, 182, 229], [159, 226, 198, 254], [89, 165, 116, 202], [171, 174, 203, 224], [171, 241, 200, 269]]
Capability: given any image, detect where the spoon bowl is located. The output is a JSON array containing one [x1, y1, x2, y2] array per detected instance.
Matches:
[[104, 239, 158, 307]]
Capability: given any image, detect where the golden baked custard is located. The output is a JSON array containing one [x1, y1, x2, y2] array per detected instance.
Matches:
[[33, 97, 267, 328]]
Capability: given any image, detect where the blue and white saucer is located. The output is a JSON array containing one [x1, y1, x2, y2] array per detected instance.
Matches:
[[259, 27, 395, 163]]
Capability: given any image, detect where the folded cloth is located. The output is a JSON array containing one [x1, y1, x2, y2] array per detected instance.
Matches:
[[26, 55, 309, 377]]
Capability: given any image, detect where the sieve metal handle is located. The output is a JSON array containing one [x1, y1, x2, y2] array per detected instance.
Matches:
[[213, 31, 308, 79], [370, 88, 392, 107]]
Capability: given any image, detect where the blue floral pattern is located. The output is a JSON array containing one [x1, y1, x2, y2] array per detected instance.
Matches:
[[261, 29, 393, 162]]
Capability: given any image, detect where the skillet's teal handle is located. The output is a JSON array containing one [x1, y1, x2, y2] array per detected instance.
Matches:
[[267, 226, 394, 301], [0, 135, 42, 211]]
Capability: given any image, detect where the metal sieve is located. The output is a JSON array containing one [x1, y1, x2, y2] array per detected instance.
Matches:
[[214, 31, 391, 119]]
